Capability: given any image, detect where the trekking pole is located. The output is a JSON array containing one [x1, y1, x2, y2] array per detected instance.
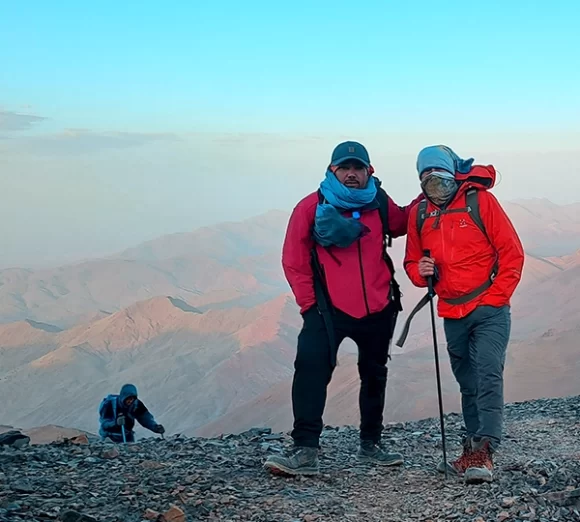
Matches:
[[122, 425, 127, 444], [424, 249, 448, 479]]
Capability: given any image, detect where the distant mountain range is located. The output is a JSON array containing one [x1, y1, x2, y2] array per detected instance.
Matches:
[[0, 210, 290, 327], [1, 198, 579, 438]]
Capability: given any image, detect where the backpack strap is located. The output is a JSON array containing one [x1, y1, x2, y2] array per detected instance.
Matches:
[[310, 247, 339, 368], [442, 188, 498, 305], [416, 188, 486, 236], [312, 189, 339, 368], [375, 187, 392, 247], [372, 187, 402, 357], [416, 199, 428, 236], [465, 187, 486, 238]]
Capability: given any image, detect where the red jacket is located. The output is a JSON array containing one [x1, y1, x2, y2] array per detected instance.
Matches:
[[282, 190, 423, 319], [404, 165, 524, 320]]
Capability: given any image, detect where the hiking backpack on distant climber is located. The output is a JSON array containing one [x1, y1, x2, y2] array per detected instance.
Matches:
[[98, 394, 118, 419]]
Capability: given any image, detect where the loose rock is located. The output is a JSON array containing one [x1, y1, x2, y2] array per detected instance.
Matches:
[[70, 434, 90, 445], [0, 430, 30, 449], [162, 505, 186, 522], [1, 395, 579, 521]]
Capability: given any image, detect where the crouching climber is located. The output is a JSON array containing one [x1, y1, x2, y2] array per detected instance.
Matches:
[[98, 384, 165, 443]]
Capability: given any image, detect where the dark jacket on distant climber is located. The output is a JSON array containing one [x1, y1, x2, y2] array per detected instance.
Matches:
[[98, 384, 164, 443]]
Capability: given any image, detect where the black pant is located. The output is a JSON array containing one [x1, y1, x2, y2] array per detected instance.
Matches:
[[291, 303, 396, 448]]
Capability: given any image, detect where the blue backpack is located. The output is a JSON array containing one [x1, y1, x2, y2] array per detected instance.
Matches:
[[98, 394, 118, 422]]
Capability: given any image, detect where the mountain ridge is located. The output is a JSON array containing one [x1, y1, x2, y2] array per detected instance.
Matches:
[[1, 198, 580, 442]]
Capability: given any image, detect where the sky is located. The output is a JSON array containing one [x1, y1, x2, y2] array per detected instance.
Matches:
[[1, 0, 579, 267]]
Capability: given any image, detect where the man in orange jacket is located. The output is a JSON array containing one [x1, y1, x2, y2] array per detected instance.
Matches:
[[403, 145, 524, 484]]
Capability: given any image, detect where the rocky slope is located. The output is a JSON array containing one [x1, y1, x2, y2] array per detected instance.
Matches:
[[2, 395, 580, 522]]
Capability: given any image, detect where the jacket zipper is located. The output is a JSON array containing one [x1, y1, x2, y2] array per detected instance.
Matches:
[[357, 239, 371, 315], [433, 202, 468, 319]]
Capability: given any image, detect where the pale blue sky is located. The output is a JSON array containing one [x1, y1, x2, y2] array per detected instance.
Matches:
[[1, 1, 579, 266], [2, 0, 579, 132]]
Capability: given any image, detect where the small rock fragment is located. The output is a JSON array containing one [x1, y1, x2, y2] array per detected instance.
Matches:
[[139, 459, 166, 470], [70, 434, 90, 445], [162, 505, 186, 522], [144, 508, 161, 520], [100, 447, 119, 459], [542, 487, 580, 506], [59, 511, 98, 522], [263, 434, 284, 441], [11, 479, 35, 493], [501, 497, 516, 508]]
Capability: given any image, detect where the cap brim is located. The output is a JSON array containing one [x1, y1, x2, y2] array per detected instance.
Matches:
[[331, 156, 370, 167]]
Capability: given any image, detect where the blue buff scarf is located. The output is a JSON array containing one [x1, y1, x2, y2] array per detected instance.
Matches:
[[312, 170, 378, 248]]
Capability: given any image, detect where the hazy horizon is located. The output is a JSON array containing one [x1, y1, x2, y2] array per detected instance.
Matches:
[[2, 2, 579, 268]]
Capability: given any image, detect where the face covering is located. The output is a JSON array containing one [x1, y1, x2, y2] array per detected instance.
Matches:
[[421, 170, 459, 207]]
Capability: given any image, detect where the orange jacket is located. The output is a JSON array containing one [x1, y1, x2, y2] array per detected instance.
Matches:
[[404, 165, 524, 320]]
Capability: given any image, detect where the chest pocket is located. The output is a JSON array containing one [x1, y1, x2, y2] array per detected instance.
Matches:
[[448, 210, 486, 255]]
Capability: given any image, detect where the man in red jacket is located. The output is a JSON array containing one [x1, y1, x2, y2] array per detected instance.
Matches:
[[403, 145, 524, 484], [263, 141, 423, 476]]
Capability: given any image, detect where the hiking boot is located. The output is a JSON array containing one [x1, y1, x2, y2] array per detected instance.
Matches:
[[357, 440, 404, 466], [263, 446, 319, 476], [437, 436, 473, 476], [464, 437, 494, 484]]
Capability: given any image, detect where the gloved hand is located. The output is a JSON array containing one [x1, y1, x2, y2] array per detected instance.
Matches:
[[116, 415, 126, 427], [153, 424, 165, 434]]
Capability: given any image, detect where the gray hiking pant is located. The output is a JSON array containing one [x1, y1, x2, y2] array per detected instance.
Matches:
[[443, 305, 511, 449]]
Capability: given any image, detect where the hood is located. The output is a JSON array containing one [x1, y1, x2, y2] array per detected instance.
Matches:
[[455, 164, 497, 195], [417, 145, 474, 176], [119, 383, 138, 402]]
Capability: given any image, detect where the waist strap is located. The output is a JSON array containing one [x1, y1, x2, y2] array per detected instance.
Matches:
[[396, 260, 498, 347], [443, 259, 498, 305], [395, 293, 431, 347]]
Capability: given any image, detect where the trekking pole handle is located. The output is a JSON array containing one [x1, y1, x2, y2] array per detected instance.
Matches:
[[423, 249, 434, 296]]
